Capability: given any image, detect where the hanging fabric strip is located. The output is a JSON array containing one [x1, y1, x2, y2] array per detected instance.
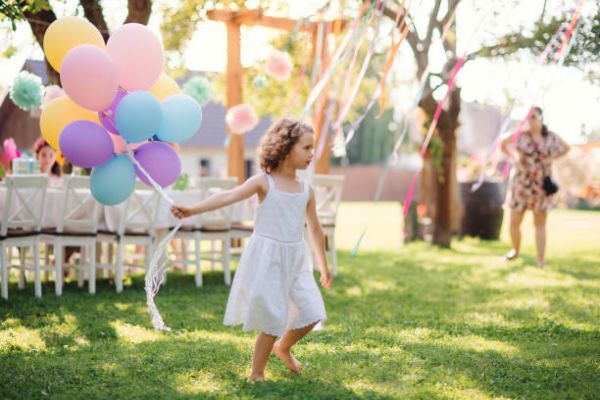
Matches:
[[344, 1, 457, 147], [331, 2, 384, 150], [300, 0, 376, 119], [377, 0, 410, 117], [500, 0, 585, 179], [348, 1, 456, 256]]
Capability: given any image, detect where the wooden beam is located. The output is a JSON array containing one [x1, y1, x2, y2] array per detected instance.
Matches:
[[207, 9, 347, 34], [225, 20, 245, 184]]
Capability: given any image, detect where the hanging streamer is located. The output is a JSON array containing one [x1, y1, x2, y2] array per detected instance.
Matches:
[[300, 0, 376, 119], [331, 2, 385, 148], [377, 0, 410, 117], [500, 0, 585, 179], [348, 1, 456, 255], [344, 1, 457, 148]]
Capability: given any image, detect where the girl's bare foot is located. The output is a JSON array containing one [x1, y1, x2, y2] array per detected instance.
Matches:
[[272, 341, 303, 373], [247, 373, 265, 383], [537, 259, 545, 268]]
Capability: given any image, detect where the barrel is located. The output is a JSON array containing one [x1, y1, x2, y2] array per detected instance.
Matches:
[[459, 180, 506, 240]]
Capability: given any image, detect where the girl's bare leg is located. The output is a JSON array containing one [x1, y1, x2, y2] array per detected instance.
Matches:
[[272, 322, 318, 373], [248, 332, 277, 382]]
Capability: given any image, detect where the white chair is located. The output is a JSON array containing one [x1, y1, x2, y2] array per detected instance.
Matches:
[[173, 178, 236, 286], [0, 175, 48, 299], [312, 174, 345, 276], [95, 182, 160, 292], [40, 176, 101, 295]]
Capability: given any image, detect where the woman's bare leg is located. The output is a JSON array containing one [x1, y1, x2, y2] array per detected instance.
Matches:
[[533, 211, 547, 267], [507, 209, 525, 259]]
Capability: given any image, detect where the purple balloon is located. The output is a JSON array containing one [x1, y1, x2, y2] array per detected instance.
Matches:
[[134, 141, 181, 188], [59, 120, 114, 168], [98, 89, 127, 135]]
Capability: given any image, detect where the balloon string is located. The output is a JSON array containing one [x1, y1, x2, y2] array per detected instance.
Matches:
[[125, 147, 179, 331]]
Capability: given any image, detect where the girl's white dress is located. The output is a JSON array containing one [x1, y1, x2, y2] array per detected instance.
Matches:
[[224, 173, 327, 337]]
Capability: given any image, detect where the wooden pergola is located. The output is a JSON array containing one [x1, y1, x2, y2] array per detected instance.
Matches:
[[207, 9, 347, 183]]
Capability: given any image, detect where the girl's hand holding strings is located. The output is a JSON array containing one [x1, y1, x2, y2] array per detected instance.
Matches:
[[170, 205, 195, 219]]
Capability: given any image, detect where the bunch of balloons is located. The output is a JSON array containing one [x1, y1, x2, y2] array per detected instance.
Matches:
[[40, 17, 202, 205]]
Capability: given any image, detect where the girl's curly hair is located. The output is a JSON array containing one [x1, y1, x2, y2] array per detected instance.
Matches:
[[259, 118, 314, 173]]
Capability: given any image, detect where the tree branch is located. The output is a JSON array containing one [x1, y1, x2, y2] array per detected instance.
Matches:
[[423, 0, 442, 55], [23, 7, 59, 85], [80, 0, 109, 40]]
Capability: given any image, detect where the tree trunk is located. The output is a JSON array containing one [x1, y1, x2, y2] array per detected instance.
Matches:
[[124, 0, 153, 25], [432, 87, 461, 247]]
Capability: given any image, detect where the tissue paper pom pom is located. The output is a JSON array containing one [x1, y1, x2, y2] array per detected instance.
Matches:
[[183, 76, 212, 106], [3, 138, 21, 161], [265, 50, 293, 81], [41, 85, 64, 109], [225, 103, 259, 135], [9, 71, 43, 111], [253, 75, 268, 89]]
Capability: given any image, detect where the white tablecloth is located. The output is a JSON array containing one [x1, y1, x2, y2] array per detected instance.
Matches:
[[0, 186, 255, 232]]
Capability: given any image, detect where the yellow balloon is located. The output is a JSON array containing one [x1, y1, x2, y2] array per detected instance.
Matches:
[[148, 73, 181, 100], [40, 96, 100, 151], [55, 151, 65, 166], [43, 16, 105, 72]]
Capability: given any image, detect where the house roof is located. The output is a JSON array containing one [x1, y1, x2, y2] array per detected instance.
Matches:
[[182, 102, 271, 149]]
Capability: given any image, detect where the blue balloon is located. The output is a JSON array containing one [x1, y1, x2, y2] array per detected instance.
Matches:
[[90, 155, 136, 205], [156, 94, 202, 142], [115, 91, 162, 143]]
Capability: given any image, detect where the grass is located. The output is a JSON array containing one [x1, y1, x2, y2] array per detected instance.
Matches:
[[0, 205, 598, 399]]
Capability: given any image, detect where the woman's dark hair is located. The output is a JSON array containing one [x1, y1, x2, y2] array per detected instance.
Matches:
[[533, 106, 549, 138]]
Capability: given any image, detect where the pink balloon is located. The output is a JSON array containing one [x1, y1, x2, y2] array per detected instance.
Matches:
[[98, 89, 127, 135], [109, 133, 140, 154], [107, 23, 163, 91], [60, 45, 118, 111]]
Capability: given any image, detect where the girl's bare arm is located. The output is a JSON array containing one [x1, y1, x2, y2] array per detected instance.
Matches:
[[305, 186, 332, 289]]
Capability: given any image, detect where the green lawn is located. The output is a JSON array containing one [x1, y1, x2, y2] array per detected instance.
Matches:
[[1, 205, 598, 399]]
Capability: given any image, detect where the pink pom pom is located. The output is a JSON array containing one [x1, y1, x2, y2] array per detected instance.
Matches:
[[265, 50, 293, 81], [41, 85, 64, 109], [226, 103, 259, 135], [3, 138, 20, 161]]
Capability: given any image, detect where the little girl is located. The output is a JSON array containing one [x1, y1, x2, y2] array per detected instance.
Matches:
[[171, 118, 332, 382]]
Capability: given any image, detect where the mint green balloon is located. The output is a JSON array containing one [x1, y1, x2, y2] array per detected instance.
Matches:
[[156, 94, 202, 142], [91, 155, 136, 205]]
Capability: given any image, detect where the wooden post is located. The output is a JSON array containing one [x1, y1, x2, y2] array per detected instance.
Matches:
[[312, 24, 331, 174], [207, 9, 348, 180], [225, 20, 245, 184]]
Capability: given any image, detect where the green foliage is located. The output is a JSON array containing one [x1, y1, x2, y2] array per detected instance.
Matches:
[[172, 173, 190, 190], [477, 9, 600, 74], [341, 105, 396, 165], [0, 0, 52, 28]]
